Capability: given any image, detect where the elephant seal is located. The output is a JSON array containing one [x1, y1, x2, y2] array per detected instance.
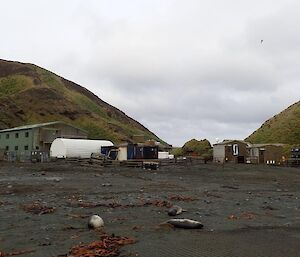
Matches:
[[167, 218, 203, 229], [88, 215, 104, 229], [168, 205, 183, 216]]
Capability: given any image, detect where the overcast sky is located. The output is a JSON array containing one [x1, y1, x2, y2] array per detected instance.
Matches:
[[1, 0, 300, 146]]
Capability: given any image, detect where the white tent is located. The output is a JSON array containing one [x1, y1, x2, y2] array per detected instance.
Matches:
[[50, 138, 113, 159]]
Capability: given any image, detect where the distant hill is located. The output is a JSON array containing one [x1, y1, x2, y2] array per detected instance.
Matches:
[[0, 59, 166, 144], [172, 139, 212, 159], [246, 101, 300, 145]]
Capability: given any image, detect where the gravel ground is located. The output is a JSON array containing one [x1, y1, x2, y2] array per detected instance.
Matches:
[[0, 162, 300, 257]]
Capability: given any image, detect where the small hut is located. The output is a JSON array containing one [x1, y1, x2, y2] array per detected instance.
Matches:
[[213, 140, 250, 163]]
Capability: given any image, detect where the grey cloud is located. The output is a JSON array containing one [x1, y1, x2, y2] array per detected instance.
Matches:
[[0, 1, 299, 146]]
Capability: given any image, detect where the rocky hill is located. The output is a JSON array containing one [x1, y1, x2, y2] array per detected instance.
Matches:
[[246, 100, 300, 145], [0, 59, 165, 144]]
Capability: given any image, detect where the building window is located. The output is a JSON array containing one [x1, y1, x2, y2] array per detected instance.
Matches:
[[25, 132, 29, 138], [36, 146, 39, 150], [233, 144, 239, 156], [6, 134, 9, 139], [5, 146, 9, 151], [24, 145, 28, 150], [15, 133, 19, 138], [15, 146, 18, 151]]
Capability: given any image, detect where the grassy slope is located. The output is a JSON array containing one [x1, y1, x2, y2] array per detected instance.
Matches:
[[0, 59, 166, 144], [246, 101, 300, 145], [171, 139, 212, 158]]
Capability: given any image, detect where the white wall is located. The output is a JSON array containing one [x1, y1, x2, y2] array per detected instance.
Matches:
[[158, 151, 169, 159], [117, 146, 127, 161], [213, 144, 225, 163]]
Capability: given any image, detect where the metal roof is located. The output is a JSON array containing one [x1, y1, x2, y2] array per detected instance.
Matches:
[[213, 140, 251, 146], [0, 121, 65, 133], [213, 140, 284, 148], [250, 143, 284, 148]]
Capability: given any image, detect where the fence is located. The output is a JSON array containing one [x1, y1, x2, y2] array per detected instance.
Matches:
[[3, 151, 50, 163]]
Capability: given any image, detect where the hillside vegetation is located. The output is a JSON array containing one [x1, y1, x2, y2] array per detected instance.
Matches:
[[246, 101, 300, 145], [0, 59, 165, 144], [172, 139, 212, 159]]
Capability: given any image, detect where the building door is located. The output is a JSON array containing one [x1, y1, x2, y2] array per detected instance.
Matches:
[[259, 150, 264, 164], [237, 156, 245, 163]]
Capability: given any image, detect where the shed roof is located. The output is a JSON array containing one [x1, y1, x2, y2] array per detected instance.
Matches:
[[0, 121, 86, 133], [250, 143, 284, 148], [213, 140, 251, 146], [213, 140, 285, 148]]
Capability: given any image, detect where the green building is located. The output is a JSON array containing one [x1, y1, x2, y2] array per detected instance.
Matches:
[[0, 121, 87, 160]]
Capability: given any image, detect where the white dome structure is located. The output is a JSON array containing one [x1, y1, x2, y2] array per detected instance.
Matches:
[[50, 138, 113, 159]]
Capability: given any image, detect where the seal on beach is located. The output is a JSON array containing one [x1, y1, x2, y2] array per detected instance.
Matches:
[[167, 218, 203, 229], [88, 215, 104, 229], [168, 205, 184, 216]]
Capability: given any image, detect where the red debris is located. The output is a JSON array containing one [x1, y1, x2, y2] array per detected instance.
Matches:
[[64, 234, 136, 257], [168, 195, 197, 202], [228, 212, 257, 220], [203, 192, 222, 198], [149, 200, 172, 208], [68, 201, 122, 209], [132, 225, 144, 231], [68, 199, 171, 209], [130, 199, 171, 208], [240, 212, 256, 220], [21, 203, 55, 215], [0, 249, 35, 256], [0, 201, 9, 206], [227, 215, 238, 220]]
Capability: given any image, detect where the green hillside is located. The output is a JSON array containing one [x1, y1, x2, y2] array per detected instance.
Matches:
[[172, 139, 212, 159], [0, 59, 166, 144], [246, 101, 300, 145]]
